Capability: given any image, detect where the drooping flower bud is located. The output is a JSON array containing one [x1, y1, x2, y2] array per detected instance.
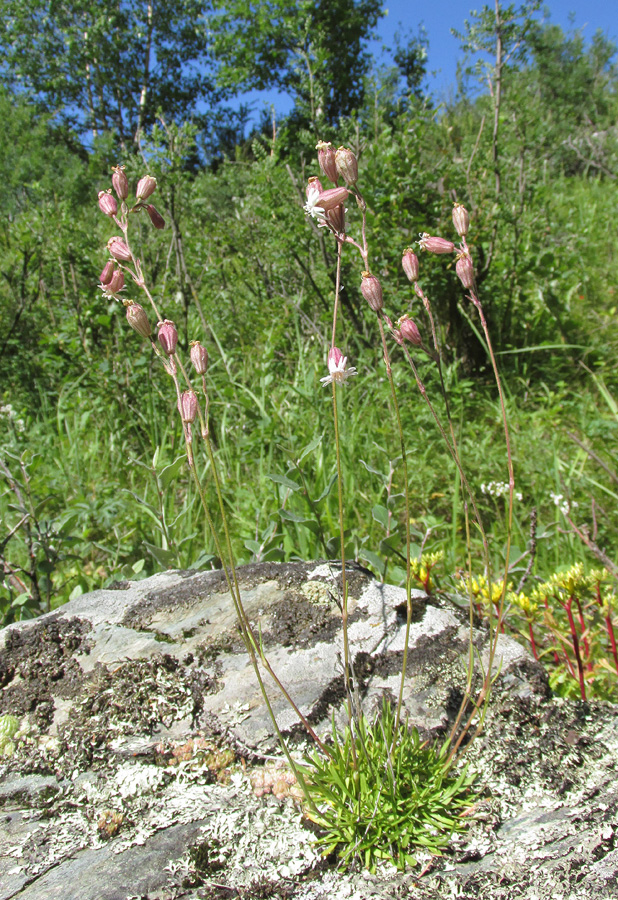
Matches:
[[402, 249, 419, 282], [360, 272, 383, 312], [124, 300, 152, 338], [335, 146, 358, 186], [157, 319, 178, 356], [107, 237, 132, 262], [136, 175, 157, 202], [326, 203, 345, 233], [190, 341, 208, 375], [315, 186, 349, 212], [98, 190, 117, 217], [418, 233, 455, 255], [145, 204, 165, 229], [100, 261, 115, 285], [398, 314, 422, 346], [306, 176, 323, 198], [452, 203, 470, 237], [178, 390, 198, 423], [316, 141, 338, 184], [112, 166, 129, 200], [107, 269, 125, 295], [456, 253, 475, 289]]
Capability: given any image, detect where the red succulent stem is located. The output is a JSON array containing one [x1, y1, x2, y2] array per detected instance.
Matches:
[[527, 620, 540, 661], [574, 594, 592, 671], [564, 596, 587, 700], [543, 594, 563, 665], [595, 581, 618, 675]]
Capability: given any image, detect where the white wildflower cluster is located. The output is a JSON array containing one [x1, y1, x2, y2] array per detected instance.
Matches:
[[550, 491, 578, 516], [481, 481, 523, 502], [0, 404, 25, 433]]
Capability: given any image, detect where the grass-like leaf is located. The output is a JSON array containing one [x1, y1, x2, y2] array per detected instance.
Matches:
[[303, 699, 476, 872]]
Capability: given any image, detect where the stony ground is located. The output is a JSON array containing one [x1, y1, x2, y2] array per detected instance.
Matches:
[[0, 562, 616, 900]]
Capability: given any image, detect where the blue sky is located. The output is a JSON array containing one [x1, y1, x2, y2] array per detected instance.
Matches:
[[240, 1, 618, 122], [375, 0, 618, 96]]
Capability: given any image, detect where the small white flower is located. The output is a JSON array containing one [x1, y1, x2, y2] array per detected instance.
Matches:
[[303, 186, 327, 222], [320, 350, 357, 387]]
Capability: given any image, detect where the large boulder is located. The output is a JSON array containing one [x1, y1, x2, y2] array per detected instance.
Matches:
[[0, 561, 615, 900]]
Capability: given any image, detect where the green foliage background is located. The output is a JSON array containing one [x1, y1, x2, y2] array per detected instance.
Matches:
[[1, 0, 617, 663]]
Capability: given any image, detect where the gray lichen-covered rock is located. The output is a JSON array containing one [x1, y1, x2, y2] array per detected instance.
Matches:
[[0, 561, 615, 900]]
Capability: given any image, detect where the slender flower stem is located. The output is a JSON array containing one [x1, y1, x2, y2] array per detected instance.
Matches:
[[332, 378, 356, 741], [117, 199, 329, 758], [377, 317, 412, 736], [331, 242, 343, 348], [196, 393, 329, 753], [446, 286, 515, 762]]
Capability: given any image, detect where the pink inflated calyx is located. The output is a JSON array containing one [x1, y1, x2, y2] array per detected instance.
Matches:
[[100, 261, 115, 286], [402, 249, 419, 282], [326, 204, 345, 233], [98, 190, 117, 217], [398, 314, 422, 346], [136, 175, 157, 202], [112, 166, 129, 200], [190, 341, 208, 375], [418, 233, 455, 255], [360, 272, 383, 312], [146, 204, 165, 229], [124, 300, 152, 338], [306, 176, 323, 198], [106, 269, 125, 295], [315, 186, 349, 212], [335, 146, 358, 186], [178, 390, 198, 424], [456, 252, 475, 289], [316, 141, 338, 184], [107, 237, 132, 262], [157, 319, 178, 356], [328, 346, 344, 369]]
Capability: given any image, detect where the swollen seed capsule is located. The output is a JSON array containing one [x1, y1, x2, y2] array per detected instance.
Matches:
[[398, 314, 422, 346], [98, 191, 117, 217], [157, 319, 178, 356], [402, 249, 419, 282], [334, 146, 358, 186], [456, 253, 475, 289], [189, 341, 208, 375], [452, 203, 470, 238], [107, 237, 132, 262], [136, 175, 157, 201], [418, 233, 455, 255], [178, 390, 198, 423], [360, 272, 383, 312], [316, 141, 338, 184], [125, 301, 152, 338], [112, 166, 129, 200]]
